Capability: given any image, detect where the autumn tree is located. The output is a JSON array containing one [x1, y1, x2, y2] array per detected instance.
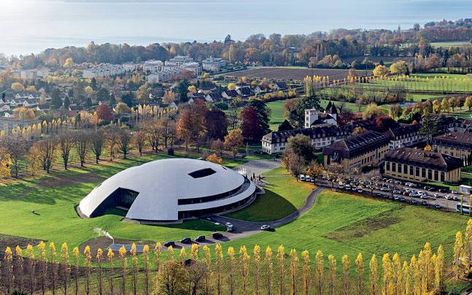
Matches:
[[389, 60, 409, 75], [224, 128, 244, 158], [176, 102, 207, 151], [205, 109, 228, 141], [1, 136, 28, 178], [373, 65, 388, 77], [282, 134, 316, 176], [465, 96, 472, 111], [96, 103, 114, 123], [363, 103, 383, 119]]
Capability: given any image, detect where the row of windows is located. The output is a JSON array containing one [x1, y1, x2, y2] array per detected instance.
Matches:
[[385, 161, 445, 182], [177, 178, 251, 205]]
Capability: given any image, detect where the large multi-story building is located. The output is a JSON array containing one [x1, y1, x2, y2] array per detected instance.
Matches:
[[386, 124, 423, 150], [383, 147, 463, 183], [323, 130, 391, 172], [202, 57, 226, 72], [433, 132, 472, 166], [261, 124, 352, 154]]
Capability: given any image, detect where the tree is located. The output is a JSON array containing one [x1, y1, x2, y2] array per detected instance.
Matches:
[[369, 255, 379, 295], [211, 139, 224, 156], [363, 103, 383, 119], [162, 90, 176, 105], [205, 109, 228, 141], [96, 88, 110, 102], [0, 148, 12, 178], [177, 80, 190, 103], [240, 106, 265, 142], [176, 103, 207, 151], [453, 231, 464, 278], [63, 57, 74, 68], [306, 162, 324, 180], [1, 136, 28, 178], [90, 130, 105, 164], [118, 128, 132, 159], [137, 83, 152, 103], [281, 135, 315, 176], [419, 114, 438, 143], [114, 102, 131, 115], [51, 89, 63, 109], [441, 98, 450, 113], [389, 61, 409, 75], [465, 96, 472, 111], [133, 130, 146, 156], [34, 138, 56, 174], [96, 104, 113, 122], [373, 65, 388, 77], [75, 131, 89, 167], [224, 128, 244, 158], [59, 132, 74, 170], [389, 104, 403, 119], [11, 82, 25, 92], [206, 153, 224, 164]]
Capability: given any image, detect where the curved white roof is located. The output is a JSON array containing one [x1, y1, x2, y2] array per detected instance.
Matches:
[[79, 158, 256, 221]]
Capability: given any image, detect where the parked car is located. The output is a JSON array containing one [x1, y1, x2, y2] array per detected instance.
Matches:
[[260, 224, 274, 231], [164, 241, 176, 248], [212, 232, 224, 240], [299, 174, 306, 181], [181, 237, 192, 244], [195, 235, 206, 243]]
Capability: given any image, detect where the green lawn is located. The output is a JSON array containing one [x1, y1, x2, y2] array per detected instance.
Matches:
[[226, 167, 313, 221], [226, 190, 468, 260], [267, 100, 286, 130], [0, 154, 228, 247]]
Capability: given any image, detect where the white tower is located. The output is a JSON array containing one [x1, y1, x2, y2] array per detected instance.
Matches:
[[304, 109, 319, 128]]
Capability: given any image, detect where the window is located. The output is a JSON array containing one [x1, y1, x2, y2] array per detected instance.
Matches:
[[189, 168, 216, 178]]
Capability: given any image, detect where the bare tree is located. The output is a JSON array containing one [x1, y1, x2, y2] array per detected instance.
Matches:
[[75, 131, 89, 167], [59, 132, 74, 170], [186, 261, 208, 295], [1, 136, 28, 178], [118, 128, 132, 159], [34, 138, 56, 174], [106, 125, 120, 161], [133, 129, 146, 156], [90, 130, 105, 164]]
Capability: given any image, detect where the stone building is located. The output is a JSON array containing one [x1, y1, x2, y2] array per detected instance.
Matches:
[[383, 147, 463, 183], [433, 132, 472, 166], [323, 130, 391, 172]]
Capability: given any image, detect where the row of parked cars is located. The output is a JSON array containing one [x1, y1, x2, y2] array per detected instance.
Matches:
[[163, 232, 225, 248]]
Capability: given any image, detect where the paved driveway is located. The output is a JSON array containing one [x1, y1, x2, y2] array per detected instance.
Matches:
[[236, 159, 280, 178]]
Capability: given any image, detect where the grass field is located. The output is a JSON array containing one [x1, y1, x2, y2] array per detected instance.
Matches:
[[227, 190, 468, 260], [267, 100, 286, 130], [227, 167, 313, 221], [0, 153, 231, 248]]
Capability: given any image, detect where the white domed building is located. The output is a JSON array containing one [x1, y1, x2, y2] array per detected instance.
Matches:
[[78, 158, 257, 223]]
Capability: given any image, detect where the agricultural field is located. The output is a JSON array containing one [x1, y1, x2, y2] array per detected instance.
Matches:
[[365, 73, 472, 93], [225, 66, 371, 81], [431, 41, 472, 48]]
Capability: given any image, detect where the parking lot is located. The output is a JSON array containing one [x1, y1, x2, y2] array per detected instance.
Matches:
[[302, 174, 470, 213]]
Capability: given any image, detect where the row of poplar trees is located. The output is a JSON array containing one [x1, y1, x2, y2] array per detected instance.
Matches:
[[1, 219, 471, 295]]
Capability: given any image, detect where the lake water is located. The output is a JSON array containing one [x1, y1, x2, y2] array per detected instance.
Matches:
[[1, 0, 472, 56]]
